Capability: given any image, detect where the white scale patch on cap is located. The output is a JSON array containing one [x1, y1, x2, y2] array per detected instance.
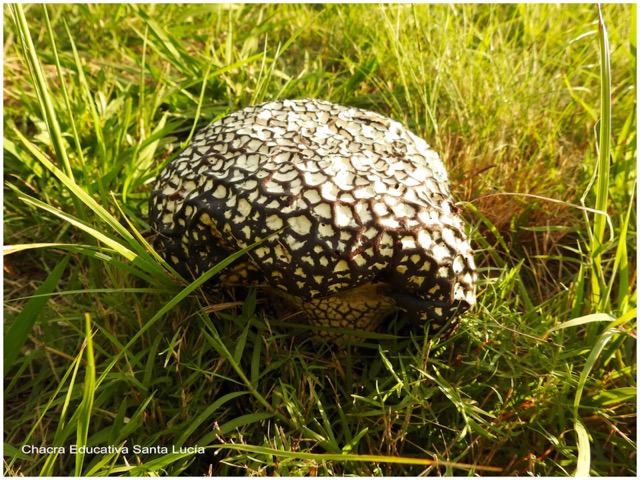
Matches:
[[161, 184, 179, 197], [400, 236, 417, 250], [379, 232, 394, 257], [378, 216, 401, 229], [441, 227, 458, 248], [372, 202, 389, 217], [320, 182, 340, 202], [266, 214, 284, 231], [334, 204, 354, 228], [453, 255, 466, 274], [289, 215, 312, 236], [234, 155, 259, 172], [212, 185, 227, 199], [241, 225, 252, 240], [317, 221, 335, 238], [352, 186, 376, 200], [303, 171, 327, 186], [354, 203, 373, 224], [264, 180, 286, 194], [431, 244, 451, 263], [161, 212, 175, 225], [303, 188, 322, 205], [373, 180, 388, 194], [313, 203, 332, 221], [334, 260, 350, 272], [353, 255, 368, 267]]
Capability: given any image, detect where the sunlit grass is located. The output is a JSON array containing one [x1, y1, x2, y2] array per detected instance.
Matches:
[[3, 3, 636, 476]]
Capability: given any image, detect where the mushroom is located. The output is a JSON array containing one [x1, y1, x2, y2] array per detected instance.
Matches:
[[149, 99, 476, 341]]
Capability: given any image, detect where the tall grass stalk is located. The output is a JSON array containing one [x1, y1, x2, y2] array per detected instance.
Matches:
[[589, 5, 613, 310], [8, 5, 74, 180], [75, 314, 97, 476]]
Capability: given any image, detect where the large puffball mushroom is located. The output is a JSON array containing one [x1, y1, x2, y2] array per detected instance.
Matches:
[[149, 99, 476, 341]]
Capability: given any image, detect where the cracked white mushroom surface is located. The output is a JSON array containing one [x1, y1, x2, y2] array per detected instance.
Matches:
[[150, 99, 476, 340]]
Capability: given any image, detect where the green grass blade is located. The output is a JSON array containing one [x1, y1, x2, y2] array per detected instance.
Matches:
[[6, 349, 81, 474], [40, 344, 86, 476], [109, 192, 182, 279], [250, 333, 262, 387], [108, 395, 156, 444], [8, 4, 75, 181], [4, 243, 77, 255], [183, 64, 212, 148], [75, 313, 97, 476], [590, 5, 613, 308], [573, 323, 619, 410], [10, 133, 172, 281], [94, 237, 267, 388], [142, 16, 198, 74], [63, 18, 108, 169], [607, 187, 635, 312], [4, 255, 70, 375], [43, 5, 86, 172], [10, 129, 160, 268], [571, 316, 628, 476], [17, 191, 137, 262], [214, 443, 502, 473], [216, 412, 276, 435], [176, 391, 250, 446], [574, 417, 591, 476], [547, 313, 615, 334], [198, 312, 276, 417]]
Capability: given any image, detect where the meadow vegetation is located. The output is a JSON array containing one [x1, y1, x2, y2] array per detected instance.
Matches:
[[3, 3, 636, 476]]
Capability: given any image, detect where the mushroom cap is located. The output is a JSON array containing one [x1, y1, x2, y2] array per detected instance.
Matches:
[[149, 99, 476, 337]]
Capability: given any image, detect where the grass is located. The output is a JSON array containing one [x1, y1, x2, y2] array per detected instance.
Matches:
[[3, 3, 636, 476]]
